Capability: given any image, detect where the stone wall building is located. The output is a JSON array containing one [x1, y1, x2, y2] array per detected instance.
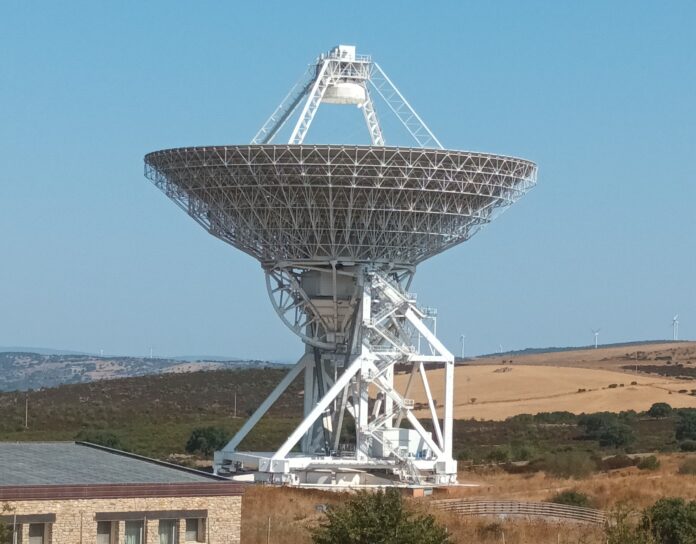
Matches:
[[0, 442, 245, 543]]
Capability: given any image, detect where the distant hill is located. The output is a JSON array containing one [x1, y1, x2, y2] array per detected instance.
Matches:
[[0, 352, 285, 392], [0, 366, 303, 458], [477, 339, 681, 359], [0, 346, 91, 356]]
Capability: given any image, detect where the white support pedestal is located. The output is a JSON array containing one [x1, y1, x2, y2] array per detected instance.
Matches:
[[214, 266, 457, 486]]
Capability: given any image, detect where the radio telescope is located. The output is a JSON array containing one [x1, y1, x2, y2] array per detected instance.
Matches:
[[145, 45, 537, 486]]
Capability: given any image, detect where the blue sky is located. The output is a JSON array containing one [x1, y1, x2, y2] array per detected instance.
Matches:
[[0, 2, 694, 360]]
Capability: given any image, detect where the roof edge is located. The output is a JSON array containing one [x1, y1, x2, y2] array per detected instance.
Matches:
[[0, 482, 245, 501], [75, 441, 229, 481]]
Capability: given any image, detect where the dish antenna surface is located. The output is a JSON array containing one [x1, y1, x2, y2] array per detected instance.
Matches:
[[145, 45, 537, 486]]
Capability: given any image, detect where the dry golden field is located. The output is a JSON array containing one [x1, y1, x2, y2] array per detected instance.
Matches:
[[395, 342, 696, 420], [240, 453, 696, 544]]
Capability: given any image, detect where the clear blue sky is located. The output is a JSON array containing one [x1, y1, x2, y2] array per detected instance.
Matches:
[[1, 2, 694, 360]]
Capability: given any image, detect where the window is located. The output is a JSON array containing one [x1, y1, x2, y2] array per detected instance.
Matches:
[[124, 521, 143, 544], [97, 521, 113, 544], [158, 519, 178, 544], [185, 518, 205, 542], [28, 524, 45, 544]]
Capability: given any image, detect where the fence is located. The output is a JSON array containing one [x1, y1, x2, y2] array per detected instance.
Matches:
[[431, 499, 606, 525]]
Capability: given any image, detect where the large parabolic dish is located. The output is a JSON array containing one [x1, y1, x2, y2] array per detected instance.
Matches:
[[145, 45, 537, 487], [145, 145, 536, 266]]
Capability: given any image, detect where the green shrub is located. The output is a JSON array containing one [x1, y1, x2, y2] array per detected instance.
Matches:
[[578, 412, 634, 447], [602, 454, 637, 471], [599, 423, 635, 448], [74, 429, 124, 450], [647, 402, 672, 419], [680, 440, 696, 452], [605, 505, 655, 544], [476, 522, 504, 539], [0, 504, 13, 544], [548, 489, 592, 508], [506, 413, 534, 425], [509, 440, 537, 461], [485, 447, 509, 464], [677, 411, 696, 441], [532, 411, 577, 425], [185, 426, 229, 456], [456, 450, 473, 462], [678, 458, 696, 475], [311, 489, 451, 544], [541, 451, 597, 479], [637, 456, 660, 471], [641, 497, 696, 544]]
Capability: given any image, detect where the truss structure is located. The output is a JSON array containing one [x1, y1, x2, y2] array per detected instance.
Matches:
[[144, 44, 537, 486], [144, 146, 536, 267], [251, 45, 441, 148]]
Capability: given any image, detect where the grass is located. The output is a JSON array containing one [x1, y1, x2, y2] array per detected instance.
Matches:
[[0, 366, 691, 462], [239, 486, 605, 544], [237, 454, 696, 543], [678, 457, 696, 475], [0, 367, 304, 458]]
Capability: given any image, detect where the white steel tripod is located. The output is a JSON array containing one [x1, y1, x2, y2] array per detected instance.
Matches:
[[214, 45, 456, 485], [251, 44, 442, 149], [214, 264, 457, 485]]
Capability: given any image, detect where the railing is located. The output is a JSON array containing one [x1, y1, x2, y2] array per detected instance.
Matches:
[[431, 499, 606, 525]]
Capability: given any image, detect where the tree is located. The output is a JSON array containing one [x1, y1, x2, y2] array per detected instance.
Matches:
[[676, 411, 696, 441], [548, 490, 592, 508], [642, 497, 696, 544], [311, 488, 451, 544], [540, 450, 596, 479], [0, 522, 7, 544], [185, 426, 229, 456], [578, 413, 634, 448], [605, 504, 655, 544], [579, 412, 619, 438], [598, 422, 635, 448], [647, 403, 672, 419], [0, 504, 13, 544]]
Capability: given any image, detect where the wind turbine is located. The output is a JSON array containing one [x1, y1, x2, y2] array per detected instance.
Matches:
[[673, 315, 679, 341], [591, 329, 601, 349], [460, 334, 466, 359]]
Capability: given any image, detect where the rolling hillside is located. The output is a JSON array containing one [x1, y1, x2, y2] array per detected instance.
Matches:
[[0, 351, 283, 391], [398, 341, 696, 420]]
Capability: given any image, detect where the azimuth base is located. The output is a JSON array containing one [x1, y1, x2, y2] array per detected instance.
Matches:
[[214, 266, 457, 486]]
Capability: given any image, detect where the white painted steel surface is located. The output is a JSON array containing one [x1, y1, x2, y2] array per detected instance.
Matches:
[[146, 44, 537, 487]]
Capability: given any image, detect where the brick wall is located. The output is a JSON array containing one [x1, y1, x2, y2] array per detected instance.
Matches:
[[2, 494, 242, 544]]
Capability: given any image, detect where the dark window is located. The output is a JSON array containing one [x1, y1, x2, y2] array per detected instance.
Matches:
[[185, 518, 205, 542], [28, 524, 44, 544], [124, 520, 143, 544], [158, 519, 178, 544], [96, 520, 112, 544]]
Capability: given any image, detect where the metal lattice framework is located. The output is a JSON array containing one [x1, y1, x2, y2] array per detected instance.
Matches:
[[145, 45, 537, 487], [144, 145, 536, 266]]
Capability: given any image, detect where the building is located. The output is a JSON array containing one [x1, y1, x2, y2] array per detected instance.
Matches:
[[0, 442, 245, 543]]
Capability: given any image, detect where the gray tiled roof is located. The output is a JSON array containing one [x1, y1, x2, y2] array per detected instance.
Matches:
[[0, 442, 218, 485]]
